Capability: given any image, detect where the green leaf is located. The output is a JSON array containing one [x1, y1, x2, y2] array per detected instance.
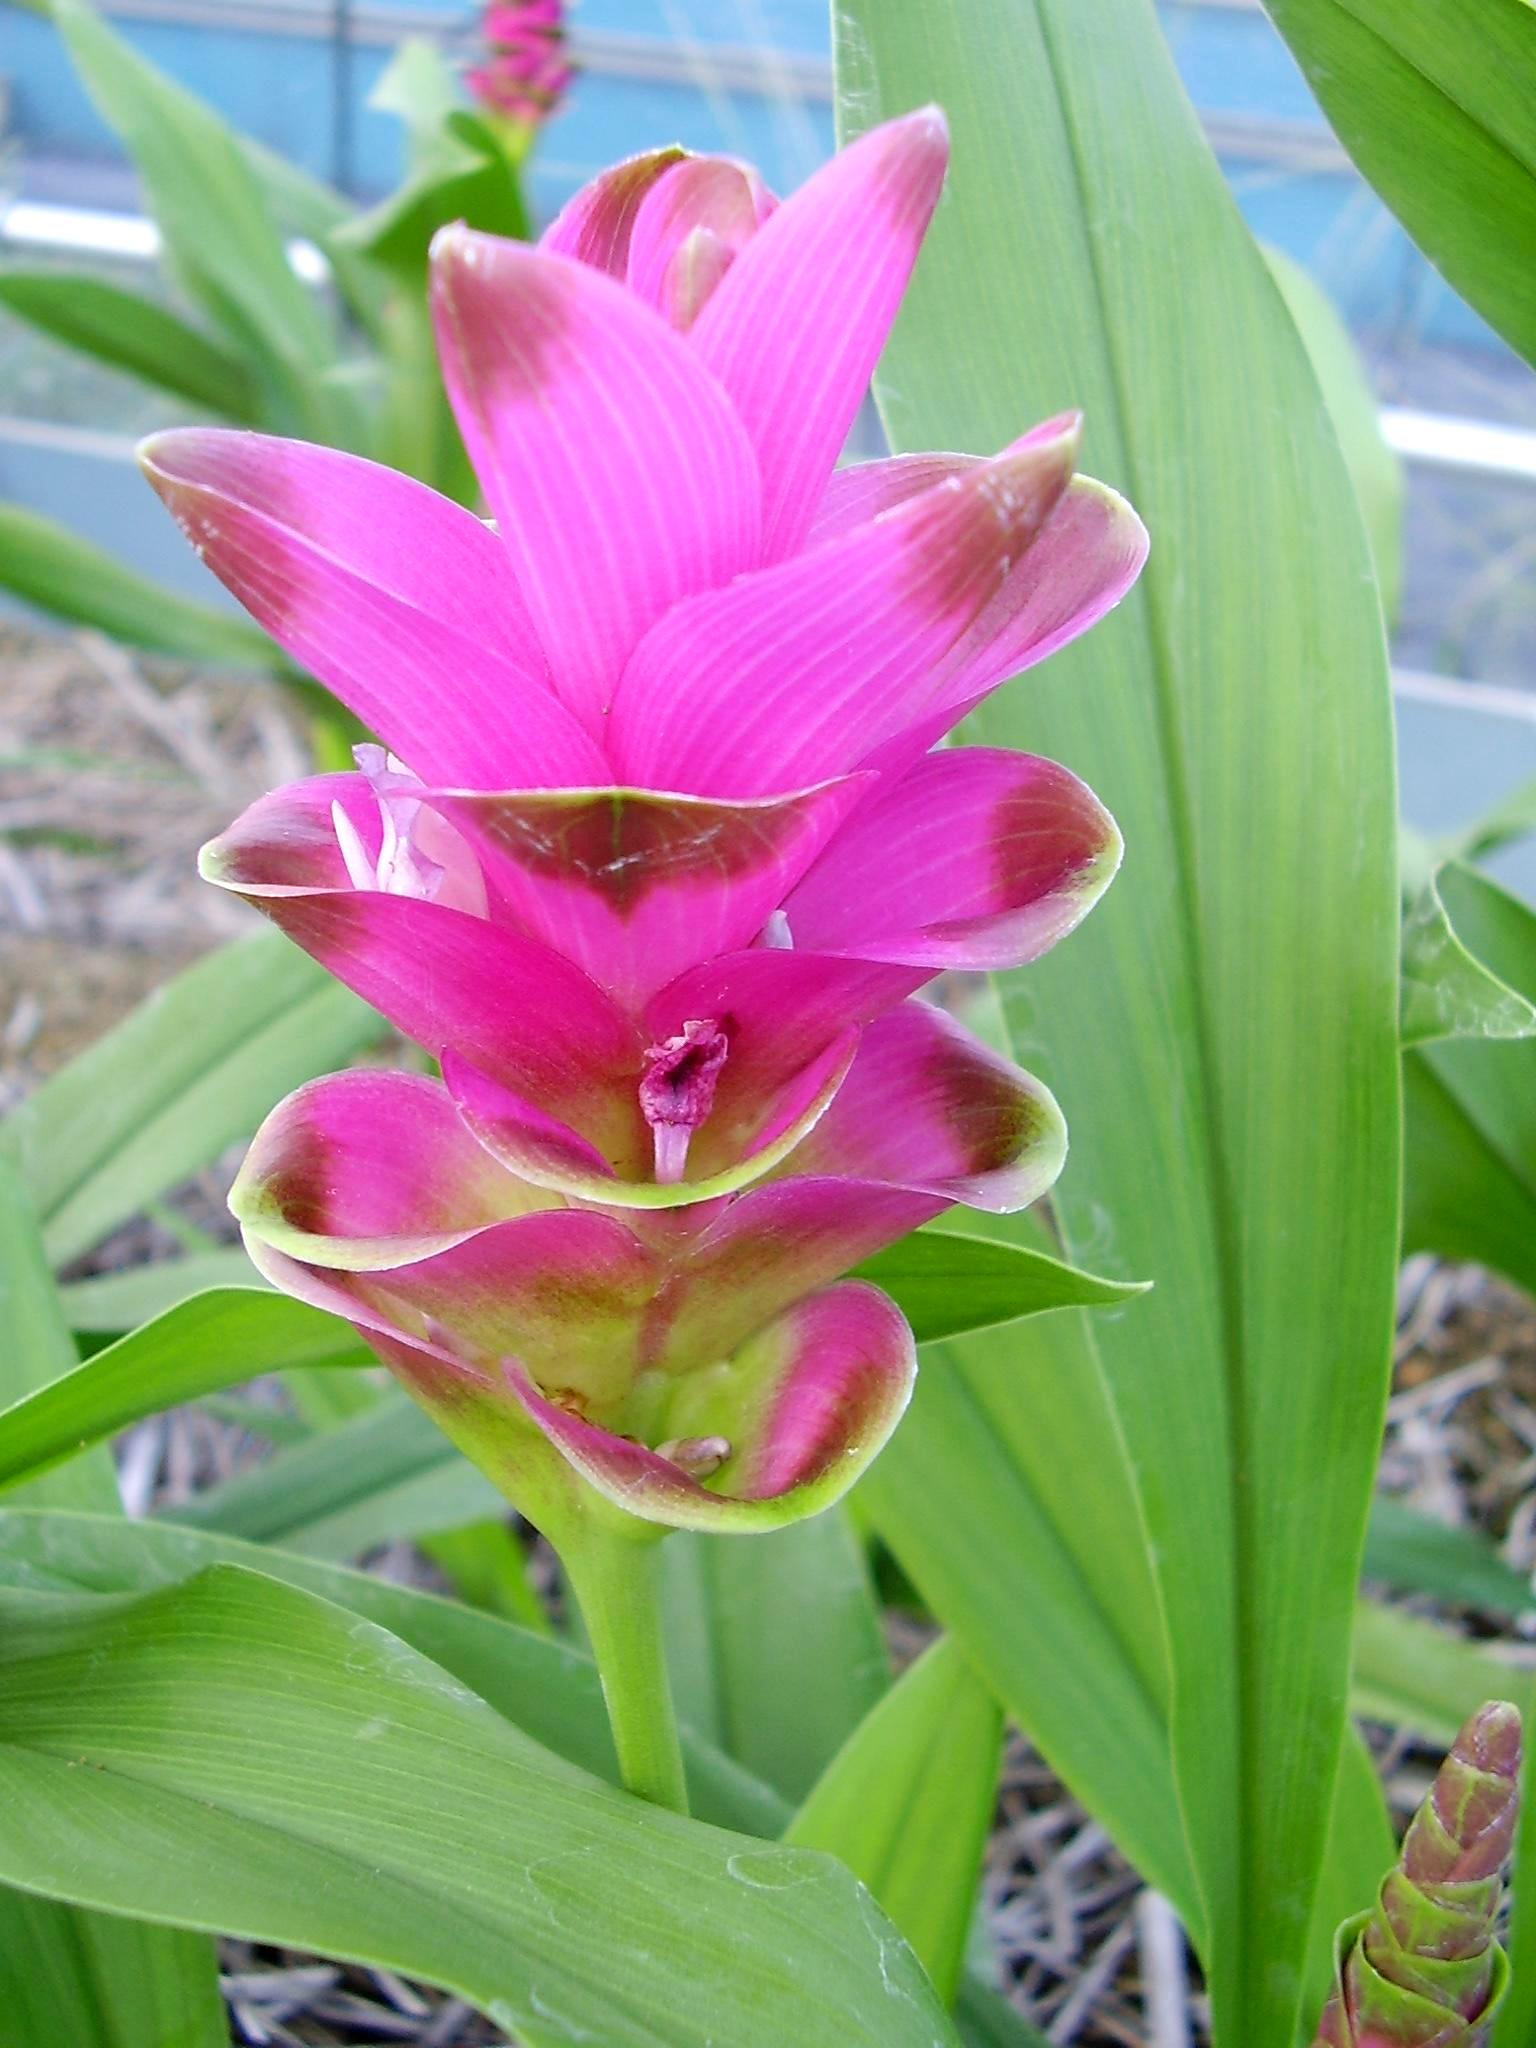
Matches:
[[59, 1250, 262, 1333], [1261, 246, 1402, 624], [851, 1225, 1148, 1343], [1437, 773, 1536, 871], [859, 1315, 1198, 1923], [0, 269, 258, 421], [1403, 866, 1536, 1295], [1364, 1498, 1535, 1621], [1401, 863, 1536, 1047], [660, 1510, 890, 1803], [954, 1981, 1051, 2048], [837, 10, 1400, 2047], [1304, 1725, 1397, 2021], [0, 1507, 786, 1837], [2, 927, 383, 1265], [0, 1567, 956, 2048], [0, 1893, 226, 2048], [0, 1165, 226, 2044], [339, 41, 531, 278], [1264, 0, 1536, 369], [0, 1158, 114, 1519], [788, 1636, 1003, 2007], [1351, 1598, 1533, 1746], [165, 1386, 501, 1557], [41, 0, 340, 428], [0, 504, 284, 670], [0, 1290, 371, 1500]]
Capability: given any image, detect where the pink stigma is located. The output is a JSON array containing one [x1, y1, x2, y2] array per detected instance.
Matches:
[[639, 1018, 729, 1184]]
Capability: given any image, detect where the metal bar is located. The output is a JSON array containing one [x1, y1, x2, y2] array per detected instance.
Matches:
[[1382, 409, 1536, 488]]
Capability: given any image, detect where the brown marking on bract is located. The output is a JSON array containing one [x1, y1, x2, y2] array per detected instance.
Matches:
[[922, 1032, 1040, 1183], [139, 435, 312, 649], [567, 147, 689, 273], [898, 430, 1080, 625], [433, 228, 575, 404], [255, 1114, 339, 1240], [463, 788, 818, 918], [988, 765, 1107, 910]]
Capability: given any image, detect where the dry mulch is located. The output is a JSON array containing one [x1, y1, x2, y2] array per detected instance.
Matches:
[[4, 622, 1533, 2046]]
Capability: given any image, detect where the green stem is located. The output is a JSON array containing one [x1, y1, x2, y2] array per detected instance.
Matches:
[[562, 1524, 688, 1814]]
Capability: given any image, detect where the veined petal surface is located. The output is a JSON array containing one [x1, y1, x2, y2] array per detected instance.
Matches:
[[230, 1069, 543, 1269], [430, 229, 762, 733], [507, 1282, 916, 1530], [246, 1212, 657, 1413], [429, 778, 867, 1008], [625, 156, 777, 329], [440, 1027, 856, 1212], [783, 747, 1121, 970], [206, 883, 642, 1153], [691, 108, 949, 561], [538, 147, 688, 274], [138, 431, 605, 789], [609, 423, 1081, 796], [787, 1000, 1067, 1213]]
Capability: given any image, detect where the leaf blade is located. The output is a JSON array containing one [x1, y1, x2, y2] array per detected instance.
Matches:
[[0, 1566, 956, 2048], [835, 10, 1400, 2043]]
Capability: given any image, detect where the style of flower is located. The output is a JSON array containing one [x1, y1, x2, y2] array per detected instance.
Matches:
[[140, 110, 1147, 1549]]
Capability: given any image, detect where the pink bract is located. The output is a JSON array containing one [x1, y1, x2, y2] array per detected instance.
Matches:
[[141, 110, 1146, 1539]]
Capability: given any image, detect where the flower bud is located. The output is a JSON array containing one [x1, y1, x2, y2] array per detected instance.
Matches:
[[1311, 1703, 1521, 2048]]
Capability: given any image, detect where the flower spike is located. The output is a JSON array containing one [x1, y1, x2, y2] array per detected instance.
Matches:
[[1311, 1703, 1522, 2048], [150, 113, 1146, 1551]]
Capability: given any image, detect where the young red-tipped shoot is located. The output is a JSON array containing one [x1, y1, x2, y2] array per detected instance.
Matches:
[[1312, 1701, 1522, 2048]]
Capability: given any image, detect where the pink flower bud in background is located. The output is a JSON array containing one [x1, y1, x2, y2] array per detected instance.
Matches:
[[466, 0, 573, 131]]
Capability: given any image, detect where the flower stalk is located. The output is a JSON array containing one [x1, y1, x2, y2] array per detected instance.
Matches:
[[1311, 1701, 1522, 2048], [561, 1521, 688, 1814]]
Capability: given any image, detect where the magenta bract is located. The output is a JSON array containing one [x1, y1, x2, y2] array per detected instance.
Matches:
[[141, 111, 1146, 1539]]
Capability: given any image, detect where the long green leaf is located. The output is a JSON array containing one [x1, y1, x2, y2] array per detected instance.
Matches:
[[660, 1510, 890, 1803], [0, 1507, 785, 1837], [0, 1568, 956, 2048], [788, 1636, 1003, 2007], [0, 1894, 226, 2048], [1364, 1498, 1535, 1621], [60, 1250, 262, 1333], [1351, 1598, 1533, 1745], [836, 13, 1399, 2048], [164, 1386, 500, 1557], [3, 927, 382, 1264], [1262, 246, 1401, 624], [0, 270, 258, 421], [0, 1290, 371, 1499], [851, 1227, 1146, 1342], [1404, 865, 1536, 1294], [0, 504, 282, 670], [1401, 863, 1536, 1047], [860, 1317, 1197, 1922], [1264, 0, 1536, 368], [43, 0, 339, 427], [1304, 1726, 1397, 2019], [0, 1165, 225, 2045]]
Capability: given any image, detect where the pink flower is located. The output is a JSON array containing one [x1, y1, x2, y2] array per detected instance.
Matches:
[[139, 112, 1146, 1539], [466, 0, 572, 129]]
